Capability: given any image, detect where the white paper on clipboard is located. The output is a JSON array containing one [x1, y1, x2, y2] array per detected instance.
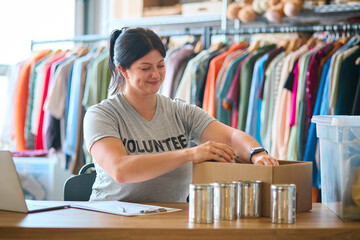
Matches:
[[70, 201, 181, 216]]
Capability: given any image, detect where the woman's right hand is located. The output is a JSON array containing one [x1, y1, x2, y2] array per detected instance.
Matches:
[[188, 141, 235, 163]]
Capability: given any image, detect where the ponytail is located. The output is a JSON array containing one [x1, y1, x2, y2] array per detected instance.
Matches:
[[108, 29, 123, 95]]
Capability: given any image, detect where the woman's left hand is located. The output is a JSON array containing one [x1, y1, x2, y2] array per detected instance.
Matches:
[[251, 152, 279, 166]]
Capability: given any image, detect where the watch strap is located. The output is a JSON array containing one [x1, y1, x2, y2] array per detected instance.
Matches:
[[249, 147, 268, 164]]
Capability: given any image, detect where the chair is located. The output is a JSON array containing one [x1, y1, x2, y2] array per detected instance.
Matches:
[[63, 163, 96, 201]]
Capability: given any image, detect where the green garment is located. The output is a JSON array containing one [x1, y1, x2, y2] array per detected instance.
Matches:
[[237, 44, 275, 131]]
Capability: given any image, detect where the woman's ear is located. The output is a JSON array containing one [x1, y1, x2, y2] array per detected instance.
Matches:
[[117, 65, 129, 79]]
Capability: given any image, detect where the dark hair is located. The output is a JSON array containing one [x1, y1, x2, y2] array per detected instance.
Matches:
[[108, 27, 166, 95]]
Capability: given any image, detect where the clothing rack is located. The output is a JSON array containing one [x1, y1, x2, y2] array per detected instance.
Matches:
[[31, 23, 360, 51]]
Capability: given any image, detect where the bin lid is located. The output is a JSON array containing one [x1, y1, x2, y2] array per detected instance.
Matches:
[[311, 115, 360, 127]]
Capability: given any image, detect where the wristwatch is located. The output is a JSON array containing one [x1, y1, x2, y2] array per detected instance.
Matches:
[[249, 147, 268, 164]]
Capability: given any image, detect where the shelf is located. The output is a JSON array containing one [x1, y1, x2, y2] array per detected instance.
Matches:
[[107, 14, 222, 31], [107, 3, 360, 33], [312, 3, 360, 13]]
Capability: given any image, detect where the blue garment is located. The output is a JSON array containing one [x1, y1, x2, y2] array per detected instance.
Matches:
[[216, 53, 248, 125], [304, 58, 331, 188], [63, 52, 93, 156], [319, 58, 332, 116], [245, 54, 267, 139]]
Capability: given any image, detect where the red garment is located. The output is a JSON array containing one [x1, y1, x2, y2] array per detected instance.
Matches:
[[202, 43, 245, 117], [35, 54, 65, 149], [225, 55, 251, 128], [13, 50, 49, 151], [305, 43, 331, 131]]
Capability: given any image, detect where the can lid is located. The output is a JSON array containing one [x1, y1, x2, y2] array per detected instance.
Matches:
[[212, 181, 237, 187], [189, 183, 214, 190], [312, 115, 360, 127], [271, 184, 296, 190], [235, 180, 262, 185]]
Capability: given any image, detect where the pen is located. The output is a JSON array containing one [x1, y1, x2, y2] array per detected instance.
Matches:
[[140, 208, 167, 214]]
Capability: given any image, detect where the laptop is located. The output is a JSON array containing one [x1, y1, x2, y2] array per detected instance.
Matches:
[[0, 150, 70, 213]]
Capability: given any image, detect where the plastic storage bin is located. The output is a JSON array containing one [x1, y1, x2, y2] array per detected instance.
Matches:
[[13, 154, 71, 200], [312, 115, 360, 220]]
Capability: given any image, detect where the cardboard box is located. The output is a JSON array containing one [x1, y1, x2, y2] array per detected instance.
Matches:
[[192, 160, 312, 217], [181, 1, 222, 16], [112, 0, 180, 19]]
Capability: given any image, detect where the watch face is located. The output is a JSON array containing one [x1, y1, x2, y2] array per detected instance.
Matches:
[[253, 147, 265, 152]]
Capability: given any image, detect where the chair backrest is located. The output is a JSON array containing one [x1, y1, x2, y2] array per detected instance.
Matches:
[[63, 163, 96, 201]]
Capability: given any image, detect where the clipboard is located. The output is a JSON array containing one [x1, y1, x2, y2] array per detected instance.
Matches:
[[70, 201, 181, 216]]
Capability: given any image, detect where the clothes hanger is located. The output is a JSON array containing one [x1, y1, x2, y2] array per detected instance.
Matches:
[[277, 39, 289, 49], [77, 46, 90, 57], [194, 40, 203, 54], [209, 41, 224, 51], [247, 39, 261, 53], [305, 36, 316, 48], [285, 38, 299, 55]]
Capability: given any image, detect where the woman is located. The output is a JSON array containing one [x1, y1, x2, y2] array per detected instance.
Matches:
[[83, 27, 278, 202]]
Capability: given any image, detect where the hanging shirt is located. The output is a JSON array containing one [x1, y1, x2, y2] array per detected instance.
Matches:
[[82, 49, 109, 109], [175, 49, 209, 103], [34, 53, 66, 149], [259, 52, 285, 152], [45, 55, 77, 119], [237, 45, 275, 131], [226, 54, 252, 128], [215, 48, 246, 95], [42, 55, 68, 150], [202, 43, 245, 117], [245, 53, 268, 139], [305, 43, 331, 128], [217, 52, 249, 125], [63, 51, 94, 157], [13, 50, 49, 151], [25, 58, 48, 150], [162, 45, 194, 98], [257, 47, 285, 99], [304, 56, 332, 189], [335, 47, 360, 114], [195, 50, 221, 107], [330, 46, 359, 114], [289, 62, 299, 127], [191, 49, 215, 105], [275, 45, 308, 160], [352, 73, 360, 115], [287, 44, 322, 161]]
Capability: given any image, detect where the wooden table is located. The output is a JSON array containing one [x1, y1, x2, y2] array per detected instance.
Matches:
[[1, 203, 359, 240]]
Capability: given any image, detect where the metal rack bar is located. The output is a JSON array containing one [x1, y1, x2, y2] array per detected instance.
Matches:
[[31, 34, 108, 51], [31, 23, 360, 51], [211, 23, 360, 35], [30, 29, 206, 50]]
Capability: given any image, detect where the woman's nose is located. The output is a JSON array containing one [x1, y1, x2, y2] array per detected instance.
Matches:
[[151, 69, 160, 79]]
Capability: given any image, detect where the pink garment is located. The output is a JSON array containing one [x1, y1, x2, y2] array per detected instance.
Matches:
[[276, 90, 292, 160], [289, 62, 299, 126]]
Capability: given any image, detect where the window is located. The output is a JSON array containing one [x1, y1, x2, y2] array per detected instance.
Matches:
[[0, 0, 75, 149]]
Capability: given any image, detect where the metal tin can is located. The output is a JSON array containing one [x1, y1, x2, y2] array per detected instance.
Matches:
[[270, 184, 296, 224], [189, 184, 214, 223], [213, 181, 237, 220], [236, 180, 261, 218]]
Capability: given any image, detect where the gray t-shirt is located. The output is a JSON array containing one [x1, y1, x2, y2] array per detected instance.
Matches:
[[83, 93, 215, 202]]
